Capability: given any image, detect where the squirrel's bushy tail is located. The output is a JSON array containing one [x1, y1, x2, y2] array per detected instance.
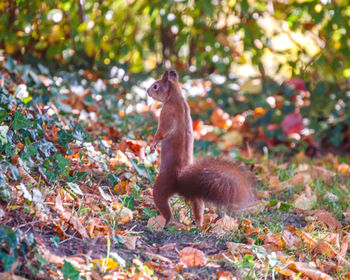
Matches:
[[177, 158, 256, 210]]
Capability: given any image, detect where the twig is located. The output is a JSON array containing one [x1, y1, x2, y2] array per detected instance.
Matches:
[[35, 166, 52, 186]]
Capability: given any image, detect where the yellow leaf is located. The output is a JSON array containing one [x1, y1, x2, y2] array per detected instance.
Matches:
[[92, 258, 119, 271]]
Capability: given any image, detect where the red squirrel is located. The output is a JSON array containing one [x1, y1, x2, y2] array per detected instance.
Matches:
[[147, 70, 256, 227]]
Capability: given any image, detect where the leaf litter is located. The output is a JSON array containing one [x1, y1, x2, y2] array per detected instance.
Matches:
[[0, 56, 349, 279]]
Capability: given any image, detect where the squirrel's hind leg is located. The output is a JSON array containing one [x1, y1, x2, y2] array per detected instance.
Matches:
[[191, 198, 204, 227], [153, 179, 173, 224]]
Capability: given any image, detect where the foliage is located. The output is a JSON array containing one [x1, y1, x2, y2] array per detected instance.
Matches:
[[1, 0, 350, 82]]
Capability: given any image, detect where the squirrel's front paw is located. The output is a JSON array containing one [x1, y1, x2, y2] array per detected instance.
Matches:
[[150, 142, 157, 153]]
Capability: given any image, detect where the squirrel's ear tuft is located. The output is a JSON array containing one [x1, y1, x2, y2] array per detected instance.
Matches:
[[169, 70, 178, 82]]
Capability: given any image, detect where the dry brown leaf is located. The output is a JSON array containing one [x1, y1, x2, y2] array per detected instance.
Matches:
[[263, 233, 285, 250], [288, 172, 312, 186], [159, 243, 177, 251], [289, 262, 333, 280], [202, 213, 219, 228], [313, 241, 337, 258], [226, 242, 253, 255], [269, 175, 283, 191], [109, 150, 132, 168], [117, 207, 133, 224], [55, 194, 89, 238], [337, 236, 350, 268], [147, 215, 166, 231], [145, 252, 172, 264], [310, 166, 335, 183], [315, 210, 342, 231], [18, 166, 37, 185], [301, 232, 318, 248], [344, 206, 350, 222], [121, 139, 146, 158], [0, 272, 28, 280], [282, 230, 302, 250], [275, 266, 293, 277], [87, 217, 109, 238], [217, 270, 236, 280], [179, 247, 207, 267], [70, 213, 89, 239], [178, 207, 191, 225], [55, 194, 71, 220], [211, 215, 239, 235], [294, 193, 317, 210], [124, 236, 139, 250]]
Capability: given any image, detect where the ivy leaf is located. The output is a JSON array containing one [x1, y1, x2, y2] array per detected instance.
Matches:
[[61, 260, 81, 280], [0, 126, 9, 145], [12, 111, 32, 130], [55, 154, 70, 172]]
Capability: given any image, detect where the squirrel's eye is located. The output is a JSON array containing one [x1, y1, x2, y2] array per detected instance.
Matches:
[[153, 84, 159, 90]]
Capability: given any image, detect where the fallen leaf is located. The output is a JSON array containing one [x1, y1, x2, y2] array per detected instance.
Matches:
[[288, 172, 312, 186], [289, 262, 333, 280], [147, 215, 166, 231], [313, 241, 337, 258], [344, 206, 350, 222], [282, 230, 302, 250], [315, 210, 342, 231], [18, 166, 37, 185], [211, 215, 239, 235], [122, 139, 146, 158], [123, 236, 138, 250], [269, 175, 283, 191], [275, 266, 293, 277], [145, 252, 172, 264], [70, 213, 89, 239], [294, 193, 317, 210], [0, 272, 28, 280], [55, 194, 89, 238], [262, 233, 285, 250], [109, 150, 132, 168], [217, 270, 235, 279], [117, 207, 133, 224], [178, 207, 191, 225], [92, 258, 119, 271], [310, 166, 335, 183], [179, 247, 207, 267], [301, 232, 317, 248]]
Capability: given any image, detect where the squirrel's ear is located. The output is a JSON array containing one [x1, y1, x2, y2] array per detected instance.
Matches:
[[169, 70, 178, 82], [161, 71, 169, 91], [162, 71, 169, 82]]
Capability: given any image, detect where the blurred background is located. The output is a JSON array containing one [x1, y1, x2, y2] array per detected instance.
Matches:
[[0, 0, 350, 154]]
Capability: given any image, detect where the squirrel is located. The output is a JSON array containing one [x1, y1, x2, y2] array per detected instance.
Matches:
[[147, 70, 256, 227]]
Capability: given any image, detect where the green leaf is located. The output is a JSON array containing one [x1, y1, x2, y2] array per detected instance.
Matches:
[[12, 111, 32, 130], [279, 202, 292, 212], [61, 260, 81, 280], [55, 154, 70, 172], [0, 126, 8, 145]]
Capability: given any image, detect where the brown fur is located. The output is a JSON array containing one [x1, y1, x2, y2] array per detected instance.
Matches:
[[147, 70, 256, 226]]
